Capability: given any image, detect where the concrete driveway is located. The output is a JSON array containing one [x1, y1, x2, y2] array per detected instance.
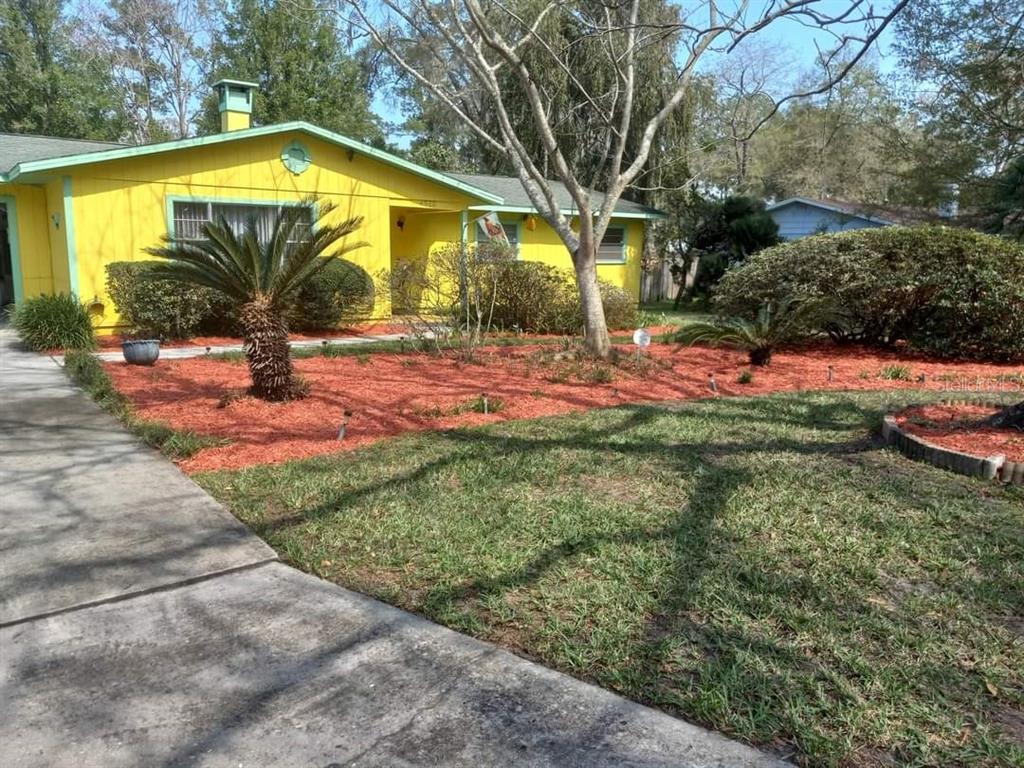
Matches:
[[0, 330, 787, 767]]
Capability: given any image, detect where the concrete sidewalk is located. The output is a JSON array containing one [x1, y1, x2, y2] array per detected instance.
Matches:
[[89, 331, 417, 362], [0, 329, 788, 768]]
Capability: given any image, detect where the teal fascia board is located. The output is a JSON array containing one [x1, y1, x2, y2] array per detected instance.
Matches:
[[6, 122, 505, 205], [467, 203, 666, 221]]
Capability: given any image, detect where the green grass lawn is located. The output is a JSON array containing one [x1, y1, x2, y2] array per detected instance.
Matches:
[[638, 300, 713, 328], [196, 391, 1023, 767]]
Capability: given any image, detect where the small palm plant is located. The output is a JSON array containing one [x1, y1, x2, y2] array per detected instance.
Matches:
[[674, 297, 824, 366], [147, 199, 365, 400]]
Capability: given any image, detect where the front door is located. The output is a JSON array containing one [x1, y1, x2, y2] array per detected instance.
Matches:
[[0, 204, 14, 308]]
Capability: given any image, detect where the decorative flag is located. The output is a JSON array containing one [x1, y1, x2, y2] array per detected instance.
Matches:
[[475, 211, 509, 243]]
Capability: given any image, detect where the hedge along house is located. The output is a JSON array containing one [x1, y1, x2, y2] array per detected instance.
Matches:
[[0, 80, 663, 334]]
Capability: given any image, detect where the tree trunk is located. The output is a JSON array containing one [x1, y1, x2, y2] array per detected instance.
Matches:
[[987, 400, 1024, 430], [574, 238, 611, 357], [239, 298, 299, 401]]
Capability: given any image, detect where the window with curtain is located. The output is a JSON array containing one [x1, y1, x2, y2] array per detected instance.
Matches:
[[172, 201, 312, 244], [597, 226, 625, 262]]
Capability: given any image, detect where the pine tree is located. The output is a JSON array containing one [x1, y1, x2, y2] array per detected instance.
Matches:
[[0, 0, 125, 138], [198, 0, 381, 141]]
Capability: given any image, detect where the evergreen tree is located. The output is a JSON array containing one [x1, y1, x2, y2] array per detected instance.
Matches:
[[199, 0, 381, 141], [894, 0, 1024, 204], [0, 0, 125, 138]]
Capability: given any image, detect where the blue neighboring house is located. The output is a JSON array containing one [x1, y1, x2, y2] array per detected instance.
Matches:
[[766, 197, 897, 240]]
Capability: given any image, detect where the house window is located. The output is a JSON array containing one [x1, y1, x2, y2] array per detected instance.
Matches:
[[502, 222, 520, 254], [597, 226, 625, 262], [475, 217, 520, 258], [171, 200, 312, 244]]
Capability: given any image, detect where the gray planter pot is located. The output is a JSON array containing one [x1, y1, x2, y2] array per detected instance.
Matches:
[[122, 339, 161, 366]]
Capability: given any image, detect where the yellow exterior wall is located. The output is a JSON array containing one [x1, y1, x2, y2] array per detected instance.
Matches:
[[390, 208, 462, 266], [63, 130, 476, 330], [388, 208, 465, 313], [0, 183, 57, 299], [221, 111, 251, 132], [393, 210, 644, 316], [515, 216, 643, 297], [478, 214, 643, 297], [44, 179, 73, 294]]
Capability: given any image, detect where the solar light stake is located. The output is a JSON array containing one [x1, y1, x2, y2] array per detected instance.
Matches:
[[827, 365, 834, 382], [205, 346, 211, 355], [337, 410, 353, 441], [481, 392, 489, 414], [708, 374, 718, 394]]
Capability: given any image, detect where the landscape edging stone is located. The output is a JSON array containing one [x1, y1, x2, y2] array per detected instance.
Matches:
[[882, 398, 1021, 485]]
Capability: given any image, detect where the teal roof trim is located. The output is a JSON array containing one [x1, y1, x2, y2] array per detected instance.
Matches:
[[468, 203, 666, 221], [0, 133, 124, 178], [2, 122, 504, 204], [454, 173, 665, 220]]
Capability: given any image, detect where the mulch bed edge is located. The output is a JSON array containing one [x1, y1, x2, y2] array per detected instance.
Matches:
[[882, 400, 1023, 485]]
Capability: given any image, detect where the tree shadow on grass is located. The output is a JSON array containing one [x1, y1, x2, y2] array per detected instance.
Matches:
[[205, 393, 1024, 765]]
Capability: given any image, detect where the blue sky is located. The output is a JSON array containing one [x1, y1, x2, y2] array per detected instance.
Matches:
[[753, 12, 900, 73]]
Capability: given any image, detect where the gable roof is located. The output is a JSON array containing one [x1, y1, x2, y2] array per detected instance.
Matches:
[[0, 124, 664, 218], [0, 122, 503, 203], [454, 173, 665, 219], [766, 196, 898, 226], [0, 133, 125, 176]]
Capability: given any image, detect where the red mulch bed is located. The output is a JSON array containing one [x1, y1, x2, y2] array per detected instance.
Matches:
[[104, 342, 1024, 474], [895, 403, 1024, 463]]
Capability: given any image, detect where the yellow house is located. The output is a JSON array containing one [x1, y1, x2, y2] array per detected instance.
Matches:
[[0, 80, 663, 333]]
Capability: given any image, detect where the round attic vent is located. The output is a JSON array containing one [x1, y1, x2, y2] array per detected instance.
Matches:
[[281, 141, 311, 175]]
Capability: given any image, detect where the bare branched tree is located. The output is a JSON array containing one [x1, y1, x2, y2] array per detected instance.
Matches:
[[338, 0, 909, 357], [694, 39, 795, 191], [80, 0, 208, 141]]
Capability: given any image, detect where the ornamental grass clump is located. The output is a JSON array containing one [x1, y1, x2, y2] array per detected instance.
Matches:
[[10, 293, 96, 351], [146, 198, 365, 401]]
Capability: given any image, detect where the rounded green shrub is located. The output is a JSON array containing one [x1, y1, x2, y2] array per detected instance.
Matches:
[[106, 261, 226, 339], [481, 262, 638, 333], [10, 293, 96, 351], [285, 258, 375, 332], [484, 261, 569, 332], [713, 226, 1024, 362], [598, 280, 640, 331]]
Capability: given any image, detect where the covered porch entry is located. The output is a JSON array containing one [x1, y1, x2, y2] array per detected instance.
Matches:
[[387, 205, 467, 316]]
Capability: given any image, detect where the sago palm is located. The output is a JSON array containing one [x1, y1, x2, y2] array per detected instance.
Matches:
[[674, 297, 824, 366], [147, 199, 365, 400]]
